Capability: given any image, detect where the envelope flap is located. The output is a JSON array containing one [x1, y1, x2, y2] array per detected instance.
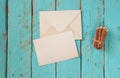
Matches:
[[40, 10, 80, 32]]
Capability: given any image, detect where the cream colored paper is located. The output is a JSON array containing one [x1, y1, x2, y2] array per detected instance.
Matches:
[[40, 10, 82, 40], [33, 31, 79, 66]]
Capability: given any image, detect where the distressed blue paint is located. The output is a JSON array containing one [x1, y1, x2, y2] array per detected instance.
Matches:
[[7, 0, 31, 78], [105, 0, 120, 78], [56, 0, 81, 78], [0, 0, 7, 78], [0, 0, 120, 78], [81, 0, 104, 78], [56, 0, 80, 10], [32, 0, 55, 78]]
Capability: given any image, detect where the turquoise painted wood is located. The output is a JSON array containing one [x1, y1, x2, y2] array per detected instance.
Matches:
[[56, 0, 81, 78], [81, 0, 104, 78], [7, 0, 31, 78], [0, 0, 7, 78], [32, 0, 55, 78], [0, 0, 120, 78], [105, 0, 120, 78]]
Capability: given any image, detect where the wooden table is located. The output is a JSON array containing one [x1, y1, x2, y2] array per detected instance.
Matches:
[[0, 0, 120, 78]]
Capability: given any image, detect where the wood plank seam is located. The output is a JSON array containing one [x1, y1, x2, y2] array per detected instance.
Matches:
[[80, 41, 82, 78], [80, 0, 82, 78], [6, 0, 8, 78], [31, 0, 33, 78], [102, 0, 105, 78]]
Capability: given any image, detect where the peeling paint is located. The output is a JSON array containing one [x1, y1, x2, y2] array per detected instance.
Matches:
[[97, 6, 100, 18], [50, 2, 54, 11], [86, 45, 90, 52], [6, 4, 9, 13], [2, 32, 7, 39], [94, 63, 97, 66], [117, 26, 120, 31], [118, 48, 120, 51], [12, 73, 14, 76], [20, 74, 23, 77], [80, 7, 82, 10], [20, 38, 31, 52], [56, 0, 60, 7], [85, 32, 88, 36], [24, 25, 29, 30]]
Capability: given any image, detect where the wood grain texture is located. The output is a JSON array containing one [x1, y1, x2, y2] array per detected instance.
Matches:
[[7, 0, 31, 78], [0, 0, 7, 78], [81, 0, 104, 78], [32, 0, 55, 78], [105, 0, 120, 78], [1, 0, 120, 78], [56, 0, 81, 78]]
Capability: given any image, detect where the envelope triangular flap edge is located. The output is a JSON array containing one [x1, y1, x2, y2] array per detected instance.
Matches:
[[40, 10, 81, 32]]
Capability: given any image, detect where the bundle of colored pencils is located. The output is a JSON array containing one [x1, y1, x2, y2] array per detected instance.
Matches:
[[93, 26, 108, 49]]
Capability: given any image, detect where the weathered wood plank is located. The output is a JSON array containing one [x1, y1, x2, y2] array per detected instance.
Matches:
[[56, 0, 81, 78], [81, 0, 104, 78], [0, 0, 7, 78], [32, 0, 55, 78], [7, 0, 31, 78], [105, 0, 120, 78]]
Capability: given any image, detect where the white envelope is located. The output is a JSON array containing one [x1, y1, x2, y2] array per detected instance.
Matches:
[[33, 31, 79, 66], [40, 10, 82, 40]]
